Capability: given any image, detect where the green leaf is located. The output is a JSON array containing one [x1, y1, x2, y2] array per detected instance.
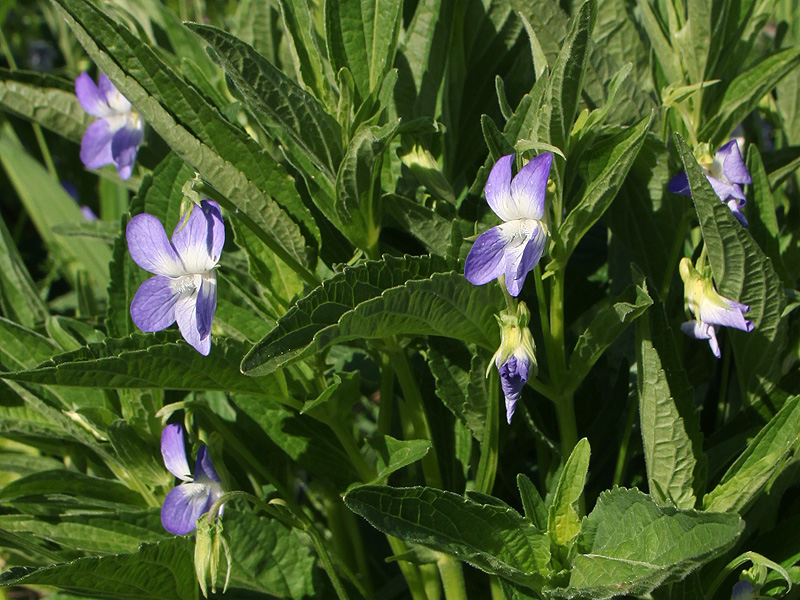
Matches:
[[517, 474, 548, 532], [700, 47, 800, 144], [704, 396, 800, 513], [0, 537, 198, 600], [3, 332, 278, 396], [242, 255, 502, 375], [0, 123, 111, 291], [276, 0, 332, 104], [108, 420, 170, 489], [676, 134, 788, 404], [345, 485, 551, 588], [187, 23, 343, 181], [367, 435, 432, 484], [548, 438, 590, 558], [558, 112, 653, 260], [637, 296, 705, 509], [325, 0, 403, 102], [0, 317, 60, 370], [0, 213, 48, 328], [537, 0, 596, 152], [549, 487, 743, 599], [53, 0, 316, 277], [428, 338, 489, 443], [383, 194, 456, 257], [567, 278, 652, 393], [0, 68, 90, 143]]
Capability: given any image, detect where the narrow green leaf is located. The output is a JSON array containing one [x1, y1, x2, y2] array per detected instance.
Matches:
[[277, 0, 332, 103], [0, 537, 198, 600], [4, 332, 277, 396], [634, 0, 682, 84], [704, 396, 800, 513], [517, 474, 548, 532], [548, 438, 590, 555], [383, 194, 456, 257], [0, 213, 48, 328], [367, 436, 432, 484], [0, 317, 60, 370], [345, 485, 551, 587], [108, 420, 170, 489], [549, 487, 743, 599], [676, 134, 787, 404], [559, 112, 653, 259]]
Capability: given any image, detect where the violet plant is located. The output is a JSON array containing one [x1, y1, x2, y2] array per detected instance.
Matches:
[[0, 0, 798, 599]]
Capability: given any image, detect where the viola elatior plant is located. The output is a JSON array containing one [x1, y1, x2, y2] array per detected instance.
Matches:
[[679, 257, 754, 358], [669, 140, 752, 226], [161, 423, 224, 535], [127, 200, 224, 355], [464, 152, 553, 296], [75, 72, 144, 180], [490, 303, 537, 423]]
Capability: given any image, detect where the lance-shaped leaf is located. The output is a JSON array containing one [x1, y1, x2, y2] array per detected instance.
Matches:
[[367, 436, 432, 484], [637, 296, 705, 509], [325, 0, 403, 102], [277, 0, 332, 103], [345, 485, 551, 588], [186, 24, 343, 181], [0, 213, 48, 329], [547, 488, 743, 599], [548, 438, 590, 558], [676, 134, 787, 404], [4, 332, 279, 397], [0, 537, 197, 600], [704, 395, 800, 513], [52, 0, 317, 275], [558, 113, 653, 260]]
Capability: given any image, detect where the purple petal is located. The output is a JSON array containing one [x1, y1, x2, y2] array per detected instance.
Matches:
[[111, 123, 143, 180], [732, 581, 754, 600], [126, 214, 183, 277], [707, 326, 721, 358], [195, 272, 217, 340], [681, 321, 721, 358], [504, 225, 546, 297], [81, 206, 99, 221], [175, 291, 211, 356], [717, 140, 752, 185], [172, 201, 224, 273], [80, 119, 114, 169], [161, 482, 215, 535], [498, 356, 529, 424], [130, 276, 179, 332], [726, 199, 749, 227], [700, 298, 753, 332], [510, 153, 552, 220], [667, 172, 690, 195], [485, 154, 516, 221], [195, 446, 222, 484], [161, 424, 191, 481], [464, 226, 507, 286], [708, 176, 745, 202], [97, 72, 122, 108], [75, 72, 111, 118]]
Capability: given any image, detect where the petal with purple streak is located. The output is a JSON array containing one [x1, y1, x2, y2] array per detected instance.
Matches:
[[708, 176, 745, 202], [111, 124, 143, 180], [195, 446, 222, 484], [699, 298, 753, 332], [195, 272, 217, 340], [161, 424, 191, 481], [504, 225, 546, 297], [75, 72, 111, 118], [484, 154, 516, 221], [717, 140, 752, 184], [175, 291, 211, 356], [498, 355, 529, 423], [130, 276, 179, 332], [80, 119, 114, 169], [161, 482, 215, 535], [510, 152, 552, 221], [172, 201, 224, 273], [726, 199, 749, 227], [464, 226, 507, 286], [126, 214, 183, 277]]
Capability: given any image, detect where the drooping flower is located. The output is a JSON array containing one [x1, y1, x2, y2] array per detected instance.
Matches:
[[731, 580, 755, 600], [465, 153, 553, 297], [127, 200, 223, 355], [489, 302, 538, 423], [161, 423, 224, 535], [75, 71, 144, 180], [668, 140, 752, 226], [679, 257, 754, 358]]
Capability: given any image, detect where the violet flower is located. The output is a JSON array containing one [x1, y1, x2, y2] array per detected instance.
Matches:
[[679, 257, 753, 358], [161, 423, 224, 535], [731, 581, 755, 600], [464, 153, 553, 297], [75, 72, 144, 180], [127, 200, 223, 356], [668, 140, 751, 226]]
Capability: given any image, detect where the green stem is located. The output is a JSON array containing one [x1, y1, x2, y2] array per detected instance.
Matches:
[[388, 537, 430, 600], [612, 394, 638, 487], [659, 209, 692, 300], [473, 368, 499, 494], [437, 555, 467, 600], [377, 352, 395, 437], [548, 268, 578, 459]]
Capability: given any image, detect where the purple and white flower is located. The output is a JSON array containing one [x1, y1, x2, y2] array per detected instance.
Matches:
[[127, 200, 224, 356], [75, 71, 144, 180], [668, 140, 752, 226], [465, 153, 553, 297], [731, 580, 755, 600], [161, 423, 224, 535], [490, 303, 538, 424], [679, 257, 754, 358]]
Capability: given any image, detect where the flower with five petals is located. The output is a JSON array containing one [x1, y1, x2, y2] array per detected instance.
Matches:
[[127, 200, 224, 355], [464, 153, 553, 297]]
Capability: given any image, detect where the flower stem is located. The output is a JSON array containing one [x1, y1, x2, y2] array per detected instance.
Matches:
[[437, 554, 467, 600], [377, 352, 395, 437], [612, 394, 638, 487], [659, 208, 692, 300], [473, 368, 499, 494], [548, 267, 578, 459]]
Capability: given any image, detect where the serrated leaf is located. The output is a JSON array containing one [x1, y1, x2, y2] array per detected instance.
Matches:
[[676, 134, 787, 404], [345, 485, 551, 588], [277, 0, 331, 103], [567, 279, 652, 393], [548, 487, 743, 599], [548, 438, 590, 556], [3, 332, 278, 396], [367, 435, 432, 484], [0, 213, 48, 328], [704, 395, 800, 513], [0, 537, 198, 600], [559, 113, 653, 260], [637, 296, 705, 509]]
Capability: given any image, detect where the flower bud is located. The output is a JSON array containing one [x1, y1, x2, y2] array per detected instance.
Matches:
[[490, 302, 537, 424]]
